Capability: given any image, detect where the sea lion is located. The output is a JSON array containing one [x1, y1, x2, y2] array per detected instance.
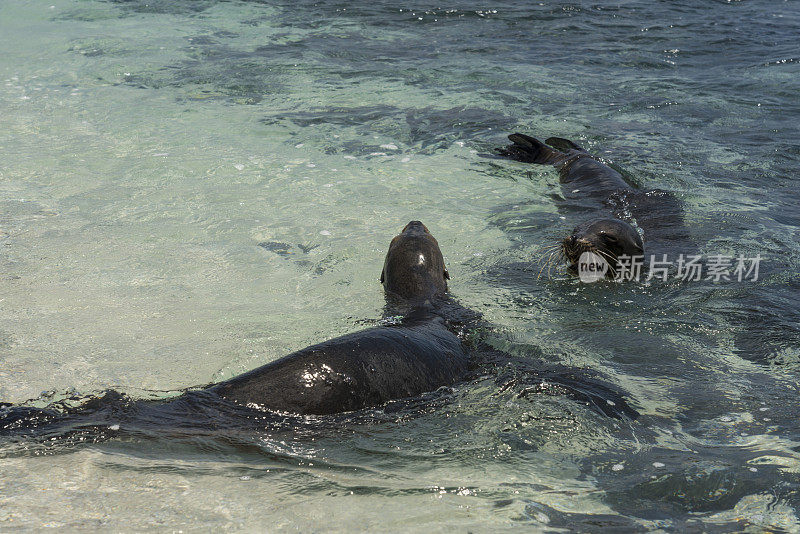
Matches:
[[498, 133, 688, 277], [209, 221, 467, 414]]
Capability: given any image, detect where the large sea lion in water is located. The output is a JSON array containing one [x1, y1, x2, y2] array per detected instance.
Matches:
[[498, 133, 689, 277], [210, 221, 468, 414]]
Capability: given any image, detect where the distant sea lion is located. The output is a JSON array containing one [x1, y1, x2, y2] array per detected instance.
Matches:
[[498, 133, 688, 277]]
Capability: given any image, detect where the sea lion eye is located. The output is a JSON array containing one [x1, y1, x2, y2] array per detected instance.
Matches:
[[601, 232, 618, 244]]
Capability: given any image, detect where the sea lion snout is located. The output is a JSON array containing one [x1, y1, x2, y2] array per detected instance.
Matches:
[[402, 220, 430, 234]]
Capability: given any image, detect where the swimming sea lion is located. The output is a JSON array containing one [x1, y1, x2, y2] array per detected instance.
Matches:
[[209, 221, 467, 414], [498, 133, 688, 277]]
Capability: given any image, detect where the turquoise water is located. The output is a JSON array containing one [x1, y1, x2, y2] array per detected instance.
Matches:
[[1, 0, 800, 530]]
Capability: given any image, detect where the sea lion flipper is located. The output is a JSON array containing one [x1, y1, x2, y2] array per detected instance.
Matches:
[[545, 137, 585, 152], [532, 369, 640, 420], [497, 133, 564, 165]]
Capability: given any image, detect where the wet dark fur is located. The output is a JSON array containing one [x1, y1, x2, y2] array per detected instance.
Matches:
[[211, 221, 464, 414]]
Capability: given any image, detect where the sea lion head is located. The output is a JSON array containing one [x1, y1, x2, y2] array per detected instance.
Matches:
[[562, 218, 643, 277], [381, 221, 449, 301]]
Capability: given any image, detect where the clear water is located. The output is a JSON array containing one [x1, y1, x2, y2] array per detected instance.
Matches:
[[1, 0, 799, 530]]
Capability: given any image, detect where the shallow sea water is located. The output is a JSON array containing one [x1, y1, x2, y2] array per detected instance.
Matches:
[[1, 0, 800, 531]]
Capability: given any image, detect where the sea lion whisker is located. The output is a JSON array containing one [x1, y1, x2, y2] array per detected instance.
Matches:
[[594, 249, 620, 277], [537, 255, 550, 280], [532, 253, 551, 268], [538, 249, 559, 279], [534, 245, 554, 255], [594, 248, 615, 262], [543, 249, 559, 277], [533, 254, 551, 269], [535, 244, 560, 258], [547, 246, 568, 278], [535, 244, 558, 263], [537, 247, 559, 259]]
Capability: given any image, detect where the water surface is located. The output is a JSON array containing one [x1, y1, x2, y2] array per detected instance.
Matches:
[[1, 0, 799, 531]]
